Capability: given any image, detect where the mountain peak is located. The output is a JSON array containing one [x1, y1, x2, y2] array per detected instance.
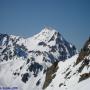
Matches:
[[43, 26, 55, 30], [41, 26, 56, 33]]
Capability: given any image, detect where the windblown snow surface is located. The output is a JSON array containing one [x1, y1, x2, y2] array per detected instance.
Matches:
[[46, 54, 90, 90]]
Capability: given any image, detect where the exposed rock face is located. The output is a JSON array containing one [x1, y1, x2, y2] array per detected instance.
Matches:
[[43, 62, 58, 89], [76, 37, 90, 65]]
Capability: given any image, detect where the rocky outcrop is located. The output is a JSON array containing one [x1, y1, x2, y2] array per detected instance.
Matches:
[[43, 62, 58, 89]]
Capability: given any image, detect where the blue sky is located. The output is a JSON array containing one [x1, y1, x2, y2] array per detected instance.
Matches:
[[0, 0, 90, 49]]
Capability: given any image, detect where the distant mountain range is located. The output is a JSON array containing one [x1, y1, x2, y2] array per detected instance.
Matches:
[[0, 27, 89, 90]]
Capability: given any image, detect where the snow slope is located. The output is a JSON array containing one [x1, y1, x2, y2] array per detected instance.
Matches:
[[46, 38, 90, 90], [46, 54, 90, 90]]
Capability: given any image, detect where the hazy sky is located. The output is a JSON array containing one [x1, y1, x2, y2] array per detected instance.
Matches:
[[0, 0, 90, 49]]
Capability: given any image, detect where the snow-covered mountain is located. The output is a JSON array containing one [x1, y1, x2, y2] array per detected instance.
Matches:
[[0, 27, 81, 90], [0, 27, 76, 62]]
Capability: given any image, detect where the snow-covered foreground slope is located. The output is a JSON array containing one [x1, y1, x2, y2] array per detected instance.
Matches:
[[46, 54, 90, 90], [0, 53, 90, 90]]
